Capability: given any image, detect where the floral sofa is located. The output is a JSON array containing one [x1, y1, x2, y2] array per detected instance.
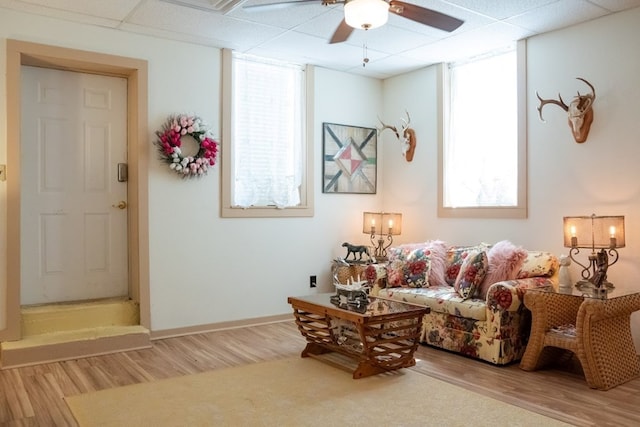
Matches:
[[364, 240, 559, 365]]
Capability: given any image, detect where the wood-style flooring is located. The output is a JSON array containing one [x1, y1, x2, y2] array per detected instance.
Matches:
[[1, 320, 639, 426]]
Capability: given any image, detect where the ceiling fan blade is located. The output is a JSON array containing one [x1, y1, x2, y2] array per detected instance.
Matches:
[[242, 0, 319, 12], [389, 1, 464, 32], [329, 19, 354, 44]]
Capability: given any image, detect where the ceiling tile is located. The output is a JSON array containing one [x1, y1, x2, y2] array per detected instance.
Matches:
[[252, 29, 386, 71], [11, 0, 140, 20], [385, 0, 495, 36], [443, 0, 559, 20], [341, 23, 439, 55], [506, 0, 610, 33], [588, 0, 640, 12], [127, 0, 283, 50], [291, 7, 346, 39], [348, 54, 430, 79], [227, 0, 337, 29], [401, 21, 533, 64]]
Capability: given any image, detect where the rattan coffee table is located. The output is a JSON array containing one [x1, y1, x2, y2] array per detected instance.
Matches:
[[288, 293, 428, 379]]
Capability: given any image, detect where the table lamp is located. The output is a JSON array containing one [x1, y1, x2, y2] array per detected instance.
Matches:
[[362, 211, 402, 261], [563, 214, 625, 290]]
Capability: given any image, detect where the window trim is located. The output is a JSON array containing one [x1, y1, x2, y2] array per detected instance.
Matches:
[[220, 49, 314, 218], [438, 39, 528, 219]]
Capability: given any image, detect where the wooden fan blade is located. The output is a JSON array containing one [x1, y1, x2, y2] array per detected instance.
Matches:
[[389, 1, 464, 32], [243, 0, 319, 11], [329, 19, 354, 44]]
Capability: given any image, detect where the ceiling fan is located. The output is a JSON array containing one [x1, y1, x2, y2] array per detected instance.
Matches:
[[243, 0, 464, 44]]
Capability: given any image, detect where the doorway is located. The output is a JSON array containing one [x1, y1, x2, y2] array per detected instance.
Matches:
[[20, 66, 129, 304], [2, 40, 150, 341]]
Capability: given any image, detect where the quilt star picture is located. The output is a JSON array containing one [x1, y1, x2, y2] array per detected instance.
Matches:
[[322, 123, 377, 194]]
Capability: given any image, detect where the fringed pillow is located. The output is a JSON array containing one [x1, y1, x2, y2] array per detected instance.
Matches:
[[423, 240, 448, 287]]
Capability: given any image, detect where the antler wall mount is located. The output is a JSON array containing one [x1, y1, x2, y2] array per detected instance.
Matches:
[[377, 110, 416, 162], [536, 77, 596, 143]]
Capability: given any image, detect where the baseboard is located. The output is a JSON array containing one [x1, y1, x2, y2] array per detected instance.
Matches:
[[150, 313, 292, 340]]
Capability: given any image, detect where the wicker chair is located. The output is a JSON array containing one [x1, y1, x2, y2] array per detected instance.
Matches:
[[520, 290, 640, 390]]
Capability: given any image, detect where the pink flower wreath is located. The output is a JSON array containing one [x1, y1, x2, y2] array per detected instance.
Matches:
[[155, 114, 219, 177]]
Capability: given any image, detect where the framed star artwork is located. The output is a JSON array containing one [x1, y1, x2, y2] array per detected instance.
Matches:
[[322, 123, 377, 194]]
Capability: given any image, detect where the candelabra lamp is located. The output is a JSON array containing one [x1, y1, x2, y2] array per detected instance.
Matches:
[[563, 214, 625, 291], [362, 212, 402, 261]]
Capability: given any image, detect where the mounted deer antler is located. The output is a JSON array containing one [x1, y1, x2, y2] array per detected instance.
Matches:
[[536, 77, 596, 143], [377, 110, 417, 162], [377, 116, 399, 139], [400, 111, 416, 162]]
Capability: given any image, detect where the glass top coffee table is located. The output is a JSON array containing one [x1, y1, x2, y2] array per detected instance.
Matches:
[[287, 293, 428, 379]]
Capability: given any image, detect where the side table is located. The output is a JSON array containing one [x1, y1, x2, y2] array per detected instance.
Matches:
[[332, 259, 387, 293], [520, 289, 640, 390], [332, 260, 367, 285]]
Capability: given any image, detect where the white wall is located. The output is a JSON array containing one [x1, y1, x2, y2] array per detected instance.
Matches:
[[382, 7, 640, 349], [0, 9, 383, 332], [150, 67, 383, 331]]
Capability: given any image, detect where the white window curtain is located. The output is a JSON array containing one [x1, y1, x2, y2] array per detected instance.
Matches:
[[232, 53, 304, 208], [445, 49, 518, 208]]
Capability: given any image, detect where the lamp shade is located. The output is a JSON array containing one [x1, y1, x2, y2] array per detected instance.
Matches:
[[563, 215, 625, 249], [363, 212, 402, 236], [344, 0, 389, 30]]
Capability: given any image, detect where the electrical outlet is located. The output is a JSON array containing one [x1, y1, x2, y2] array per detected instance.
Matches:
[[309, 275, 317, 288]]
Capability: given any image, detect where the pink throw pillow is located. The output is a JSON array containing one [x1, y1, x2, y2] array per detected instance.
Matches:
[[425, 240, 448, 287], [479, 240, 528, 299]]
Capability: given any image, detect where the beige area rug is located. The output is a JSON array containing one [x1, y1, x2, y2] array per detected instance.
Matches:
[[66, 357, 569, 427]]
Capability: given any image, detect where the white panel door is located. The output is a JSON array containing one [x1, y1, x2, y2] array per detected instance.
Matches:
[[20, 66, 128, 305]]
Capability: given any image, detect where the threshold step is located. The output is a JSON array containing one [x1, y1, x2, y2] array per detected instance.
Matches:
[[1, 325, 151, 369], [21, 298, 140, 336]]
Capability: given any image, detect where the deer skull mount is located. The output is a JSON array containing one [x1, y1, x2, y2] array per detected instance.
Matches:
[[536, 77, 596, 143], [377, 110, 417, 162]]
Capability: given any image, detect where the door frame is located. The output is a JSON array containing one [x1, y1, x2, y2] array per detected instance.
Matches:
[[2, 39, 150, 341]]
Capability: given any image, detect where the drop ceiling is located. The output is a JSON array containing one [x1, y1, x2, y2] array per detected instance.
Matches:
[[1, 0, 639, 79]]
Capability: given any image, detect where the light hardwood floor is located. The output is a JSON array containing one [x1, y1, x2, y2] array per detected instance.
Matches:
[[1, 320, 639, 426]]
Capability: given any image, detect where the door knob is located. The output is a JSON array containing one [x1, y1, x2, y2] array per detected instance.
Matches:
[[113, 201, 127, 209]]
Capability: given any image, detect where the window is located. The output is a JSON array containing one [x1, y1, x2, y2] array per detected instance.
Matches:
[[221, 49, 314, 218], [439, 40, 527, 218]]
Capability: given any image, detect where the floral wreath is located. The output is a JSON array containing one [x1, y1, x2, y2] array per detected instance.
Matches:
[[155, 113, 219, 177]]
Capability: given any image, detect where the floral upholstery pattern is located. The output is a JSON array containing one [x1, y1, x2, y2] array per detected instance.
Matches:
[[421, 308, 529, 364], [386, 245, 433, 288], [517, 251, 559, 279], [379, 287, 488, 320], [364, 263, 386, 285], [372, 242, 558, 365], [454, 250, 489, 299], [378, 277, 556, 364], [444, 244, 491, 285]]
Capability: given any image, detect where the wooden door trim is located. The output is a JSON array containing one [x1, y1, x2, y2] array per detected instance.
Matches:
[[3, 39, 150, 341]]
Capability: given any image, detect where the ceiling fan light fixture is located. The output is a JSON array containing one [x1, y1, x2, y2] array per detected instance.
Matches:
[[344, 0, 389, 30]]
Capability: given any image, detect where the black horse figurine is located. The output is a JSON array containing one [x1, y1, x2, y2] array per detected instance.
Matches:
[[342, 242, 370, 261]]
